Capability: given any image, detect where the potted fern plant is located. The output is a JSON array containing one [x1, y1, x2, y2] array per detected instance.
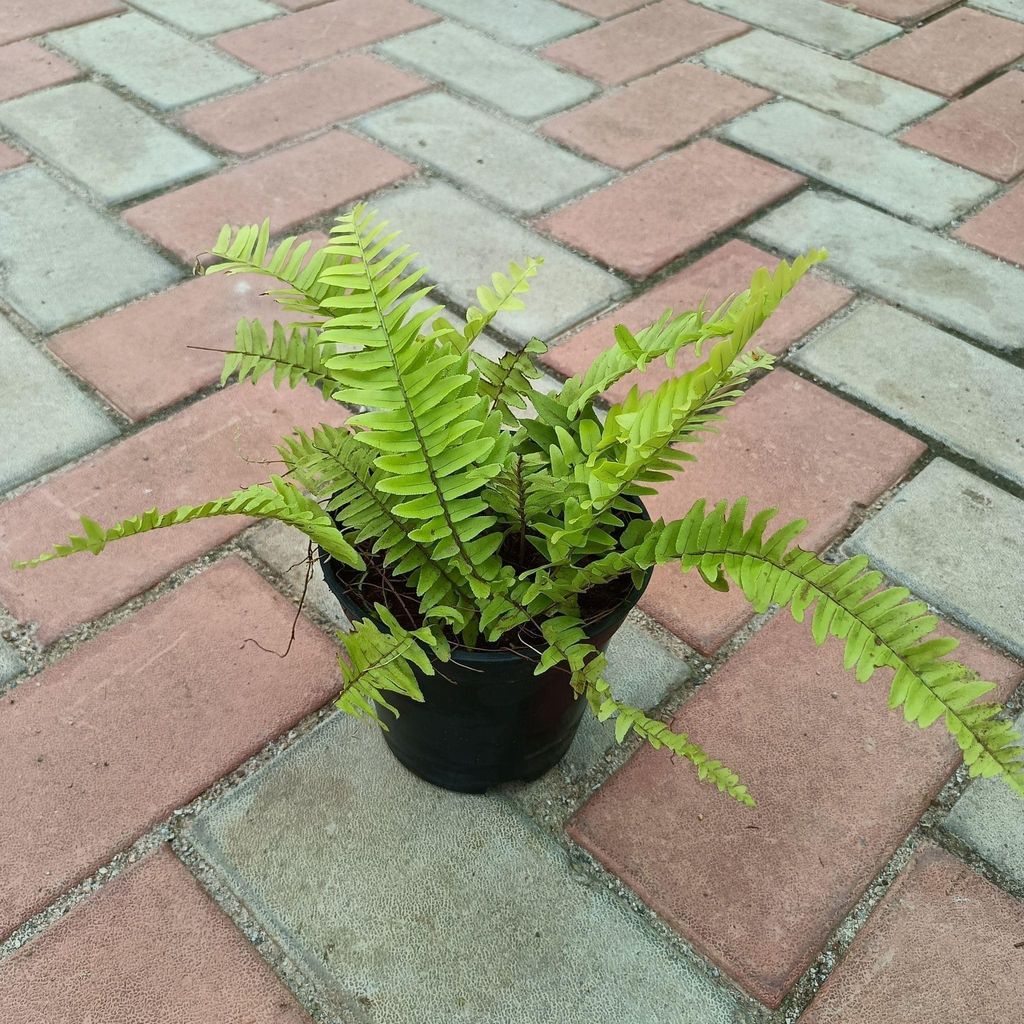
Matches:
[[16, 206, 1024, 803]]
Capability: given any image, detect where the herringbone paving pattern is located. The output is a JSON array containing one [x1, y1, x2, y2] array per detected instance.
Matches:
[[1, 1, 1023, 1020]]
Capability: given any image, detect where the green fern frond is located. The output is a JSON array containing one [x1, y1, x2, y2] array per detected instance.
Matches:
[[315, 206, 510, 597], [13, 477, 363, 571], [630, 499, 1024, 796], [203, 220, 336, 311], [221, 318, 339, 397], [539, 615, 754, 805], [336, 604, 445, 723], [462, 258, 543, 347], [559, 248, 826, 418], [472, 338, 548, 424]]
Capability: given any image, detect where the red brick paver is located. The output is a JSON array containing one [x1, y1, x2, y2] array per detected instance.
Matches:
[[180, 54, 426, 157], [0, 40, 79, 102], [0, 558, 339, 940], [0, 0, 123, 46], [639, 370, 925, 654], [857, 9, 1024, 98], [954, 182, 1024, 266], [543, 239, 853, 402], [124, 130, 413, 263], [824, 0, 956, 22], [215, 0, 438, 75], [802, 845, 1024, 1023], [541, 64, 770, 171], [570, 617, 1022, 1007], [900, 71, 1024, 182], [48, 266, 313, 421], [0, 847, 311, 1021], [0, 142, 28, 171], [539, 139, 803, 277], [0, 381, 343, 645], [541, 0, 748, 86]]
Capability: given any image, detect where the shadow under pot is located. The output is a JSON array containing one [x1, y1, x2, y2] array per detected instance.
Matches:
[[317, 508, 653, 794]]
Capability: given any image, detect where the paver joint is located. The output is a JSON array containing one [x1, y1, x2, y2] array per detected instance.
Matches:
[[1, 2, 1023, 1021]]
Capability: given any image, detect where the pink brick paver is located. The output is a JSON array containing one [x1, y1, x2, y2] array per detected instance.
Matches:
[[541, 64, 770, 171], [557, 0, 649, 15], [900, 71, 1024, 182], [0, 381, 344, 646], [639, 370, 925, 654], [0, 40, 79, 102], [569, 616, 1022, 1007], [180, 54, 426, 157], [541, 0, 748, 86], [543, 239, 853, 403], [124, 130, 413, 263], [802, 845, 1024, 1023], [0, 0, 123, 46], [857, 9, 1024, 98], [954, 182, 1024, 266], [47, 267, 310, 421], [215, 0, 438, 75], [824, 0, 956, 22], [0, 558, 340, 940], [0, 847, 311, 1021], [0, 142, 28, 171], [539, 139, 803, 277]]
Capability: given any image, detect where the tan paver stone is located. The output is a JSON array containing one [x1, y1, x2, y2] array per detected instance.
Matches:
[[857, 8, 1024, 97], [569, 617, 1022, 1007], [538, 139, 803, 277], [543, 239, 853, 403], [0, 40, 79, 102], [825, 0, 956, 21], [541, 63, 770, 170], [0, 0, 123, 45], [0, 847, 312, 1021], [639, 370, 926, 653], [124, 130, 413, 263], [0, 142, 27, 171], [954, 181, 1024, 265], [0, 558, 340, 940], [541, 0, 748, 86], [0, 382, 345, 645], [900, 70, 1024, 181], [215, 0, 437, 74], [801, 844, 1024, 1022], [47, 267, 311, 421], [180, 53, 426, 156]]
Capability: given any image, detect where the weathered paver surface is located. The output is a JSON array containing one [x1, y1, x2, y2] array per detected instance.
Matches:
[[2, 2, 1023, 1020]]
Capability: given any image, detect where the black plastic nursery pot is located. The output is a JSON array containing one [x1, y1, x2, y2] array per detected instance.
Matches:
[[318, 535, 653, 794]]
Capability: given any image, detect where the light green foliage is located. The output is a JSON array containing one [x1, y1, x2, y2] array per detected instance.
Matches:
[[15, 208, 1024, 805]]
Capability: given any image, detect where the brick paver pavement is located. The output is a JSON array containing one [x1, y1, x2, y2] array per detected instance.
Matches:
[[0, 1, 1022, 1020]]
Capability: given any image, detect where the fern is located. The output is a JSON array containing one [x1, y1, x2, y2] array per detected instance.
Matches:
[[14, 205, 1023, 804], [14, 477, 363, 571], [623, 499, 1024, 794]]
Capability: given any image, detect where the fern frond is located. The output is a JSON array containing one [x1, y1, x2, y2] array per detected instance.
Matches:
[[472, 337, 548, 424], [13, 477, 364, 571], [316, 206, 510, 598], [558, 249, 826, 418], [203, 220, 336, 311], [462, 258, 543, 347], [630, 499, 1024, 796], [336, 604, 445, 723], [539, 615, 754, 805], [221, 318, 339, 397], [278, 425, 476, 628]]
